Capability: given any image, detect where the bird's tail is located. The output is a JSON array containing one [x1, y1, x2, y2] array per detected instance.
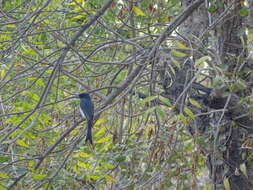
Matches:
[[85, 119, 93, 144]]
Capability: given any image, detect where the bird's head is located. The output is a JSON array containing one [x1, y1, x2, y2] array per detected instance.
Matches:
[[78, 92, 91, 99]]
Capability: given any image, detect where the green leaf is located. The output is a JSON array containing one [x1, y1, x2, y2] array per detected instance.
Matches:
[[223, 177, 231, 190], [170, 50, 186, 57], [156, 107, 166, 118], [32, 174, 47, 180], [238, 7, 248, 17], [0, 172, 9, 179], [178, 114, 190, 124], [159, 96, 172, 107], [189, 98, 201, 108], [103, 163, 114, 169], [195, 56, 211, 66], [139, 96, 157, 104], [175, 41, 188, 50], [79, 152, 92, 158], [207, 5, 217, 13], [184, 107, 195, 119], [170, 57, 181, 68], [240, 163, 248, 178], [0, 184, 7, 190]]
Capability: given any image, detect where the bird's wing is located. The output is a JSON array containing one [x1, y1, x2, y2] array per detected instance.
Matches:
[[80, 99, 94, 120]]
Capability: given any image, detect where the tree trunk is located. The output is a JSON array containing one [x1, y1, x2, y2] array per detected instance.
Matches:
[[160, 0, 253, 189]]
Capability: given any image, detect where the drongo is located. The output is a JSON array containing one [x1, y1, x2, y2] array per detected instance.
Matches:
[[79, 92, 94, 144]]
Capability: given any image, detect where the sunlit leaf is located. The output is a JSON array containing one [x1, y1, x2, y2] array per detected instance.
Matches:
[[0, 69, 5, 78], [0, 172, 9, 179], [189, 98, 201, 108], [90, 175, 101, 180], [249, 34, 253, 41], [77, 161, 90, 169], [132, 6, 145, 16], [223, 177, 231, 190], [170, 50, 186, 57], [16, 139, 29, 148], [102, 142, 112, 151], [32, 174, 47, 180], [178, 114, 190, 124], [184, 107, 195, 119], [73, 166, 81, 175], [95, 126, 107, 137], [240, 163, 248, 178], [96, 135, 111, 143], [69, 0, 86, 6], [104, 175, 116, 182], [79, 152, 92, 158], [94, 117, 104, 126], [103, 163, 114, 169], [0, 184, 6, 190], [175, 41, 188, 50]]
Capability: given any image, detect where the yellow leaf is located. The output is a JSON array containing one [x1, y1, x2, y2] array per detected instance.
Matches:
[[0, 69, 5, 78], [6, 24, 15, 28], [102, 142, 112, 151], [178, 114, 190, 124], [90, 10, 96, 15], [95, 126, 107, 137], [223, 177, 231, 190], [16, 139, 29, 148], [90, 175, 100, 180], [73, 166, 81, 175], [77, 161, 90, 169], [79, 152, 92, 158], [104, 175, 116, 182], [96, 135, 110, 144], [69, 0, 86, 6], [189, 98, 201, 108], [104, 163, 114, 169], [249, 34, 253, 41], [175, 41, 188, 50], [0, 172, 9, 179], [94, 117, 104, 127], [132, 6, 145, 16]]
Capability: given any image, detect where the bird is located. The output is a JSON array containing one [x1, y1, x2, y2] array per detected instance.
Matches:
[[191, 82, 226, 109], [191, 82, 253, 132], [78, 92, 94, 144]]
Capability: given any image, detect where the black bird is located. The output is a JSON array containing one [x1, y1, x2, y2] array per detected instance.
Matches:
[[78, 93, 94, 144]]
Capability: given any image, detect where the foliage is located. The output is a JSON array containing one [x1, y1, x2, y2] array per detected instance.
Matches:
[[0, 0, 252, 189]]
